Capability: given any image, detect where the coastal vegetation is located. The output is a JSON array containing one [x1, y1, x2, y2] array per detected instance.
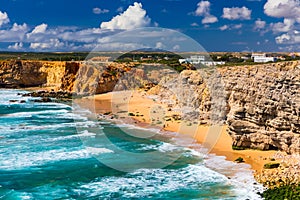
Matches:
[[263, 163, 280, 169], [262, 184, 300, 200]]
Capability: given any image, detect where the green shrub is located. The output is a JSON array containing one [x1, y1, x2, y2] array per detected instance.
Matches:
[[232, 146, 246, 150], [264, 163, 280, 169], [128, 112, 135, 116], [235, 157, 244, 163], [262, 184, 300, 200]]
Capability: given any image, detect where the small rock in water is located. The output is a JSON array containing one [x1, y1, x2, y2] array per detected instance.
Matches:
[[9, 100, 18, 103], [33, 97, 52, 103]]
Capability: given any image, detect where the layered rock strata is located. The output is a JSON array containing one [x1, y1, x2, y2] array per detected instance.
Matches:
[[0, 60, 299, 153]]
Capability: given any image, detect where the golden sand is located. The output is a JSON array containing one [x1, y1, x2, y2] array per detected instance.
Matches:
[[76, 90, 278, 172]]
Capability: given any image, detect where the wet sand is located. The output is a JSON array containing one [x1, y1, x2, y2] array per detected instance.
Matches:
[[76, 90, 278, 172]]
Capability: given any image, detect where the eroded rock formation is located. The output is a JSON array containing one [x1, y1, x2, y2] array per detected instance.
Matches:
[[221, 61, 300, 153], [0, 60, 66, 88], [0, 60, 299, 153]]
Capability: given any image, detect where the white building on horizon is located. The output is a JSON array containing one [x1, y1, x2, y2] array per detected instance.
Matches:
[[251, 53, 276, 63], [179, 55, 225, 66]]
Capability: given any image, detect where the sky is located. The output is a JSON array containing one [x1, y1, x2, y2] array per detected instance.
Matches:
[[0, 0, 299, 52]]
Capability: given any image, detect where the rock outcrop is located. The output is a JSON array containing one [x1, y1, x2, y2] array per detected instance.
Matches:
[[146, 61, 300, 153], [221, 61, 300, 153], [0, 60, 299, 153], [0, 60, 67, 88]]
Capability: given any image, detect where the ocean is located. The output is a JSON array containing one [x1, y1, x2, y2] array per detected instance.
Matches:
[[0, 89, 264, 200]]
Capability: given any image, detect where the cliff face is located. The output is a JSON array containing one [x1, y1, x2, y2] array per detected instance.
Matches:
[[0, 60, 299, 153], [0, 60, 66, 88], [147, 61, 300, 153], [69, 62, 136, 95], [221, 61, 300, 153]]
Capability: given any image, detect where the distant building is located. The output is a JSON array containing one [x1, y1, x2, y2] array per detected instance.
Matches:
[[251, 53, 276, 63], [289, 52, 300, 58], [89, 56, 111, 62], [241, 56, 251, 61], [179, 55, 225, 66]]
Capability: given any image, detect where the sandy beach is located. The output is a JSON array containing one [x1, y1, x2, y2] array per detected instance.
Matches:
[[76, 90, 279, 173]]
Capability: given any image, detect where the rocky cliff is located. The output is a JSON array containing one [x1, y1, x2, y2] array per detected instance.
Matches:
[[0, 60, 299, 153], [0, 60, 68, 88], [147, 61, 300, 153], [221, 62, 300, 154]]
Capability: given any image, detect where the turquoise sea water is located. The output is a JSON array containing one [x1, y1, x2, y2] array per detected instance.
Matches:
[[0, 89, 263, 200]]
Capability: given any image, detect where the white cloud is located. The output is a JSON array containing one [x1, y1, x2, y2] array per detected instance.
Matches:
[[26, 23, 48, 41], [0, 11, 10, 27], [219, 24, 242, 31], [276, 31, 300, 44], [270, 18, 295, 33], [0, 23, 29, 41], [30, 23, 48, 34], [191, 22, 199, 27], [11, 23, 28, 31], [93, 7, 109, 14], [233, 24, 243, 29], [8, 42, 23, 50], [195, 1, 210, 16], [202, 15, 218, 24], [264, 0, 300, 22], [30, 38, 64, 50], [173, 45, 180, 51], [194, 1, 218, 24], [219, 25, 229, 31], [222, 7, 252, 20], [263, 0, 300, 45], [155, 42, 165, 49], [100, 2, 151, 30], [254, 18, 266, 30]]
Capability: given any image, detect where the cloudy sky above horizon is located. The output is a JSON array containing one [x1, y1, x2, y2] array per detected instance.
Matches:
[[0, 0, 299, 52]]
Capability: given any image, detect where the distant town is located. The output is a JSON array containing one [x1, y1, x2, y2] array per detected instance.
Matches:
[[0, 51, 299, 67]]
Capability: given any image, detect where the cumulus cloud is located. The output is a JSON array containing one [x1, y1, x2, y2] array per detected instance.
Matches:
[[194, 1, 218, 24], [195, 1, 210, 16], [32, 23, 48, 34], [155, 42, 165, 49], [233, 24, 243, 29], [27, 23, 48, 39], [202, 15, 218, 24], [263, 0, 300, 46], [8, 42, 23, 50], [30, 38, 64, 50], [219, 25, 229, 31], [219, 24, 242, 31], [0, 23, 29, 41], [254, 18, 266, 30], [264, 0, 300, 22], [222, 6, 252, 20], [191, 22, 199, 27], [93, 7, 109, 14], [0, 11, 10, 27], [270, 18, 295, 33], [275, 31, 300, 44], [100, 2, 151, 30], [11, 23, 28, 31]]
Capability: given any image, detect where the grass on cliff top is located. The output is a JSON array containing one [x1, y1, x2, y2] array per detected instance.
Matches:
[[263, 184, 300, 200]]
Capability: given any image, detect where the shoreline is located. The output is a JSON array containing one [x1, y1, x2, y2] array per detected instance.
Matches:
[[75, 90, 279, 173], [23, 87, 299, 190]]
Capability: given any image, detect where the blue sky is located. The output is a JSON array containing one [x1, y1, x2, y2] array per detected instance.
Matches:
[[0, 0, 299, 52]]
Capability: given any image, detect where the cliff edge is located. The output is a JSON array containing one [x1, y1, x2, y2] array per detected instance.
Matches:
[[0, 60, 299, 154]]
